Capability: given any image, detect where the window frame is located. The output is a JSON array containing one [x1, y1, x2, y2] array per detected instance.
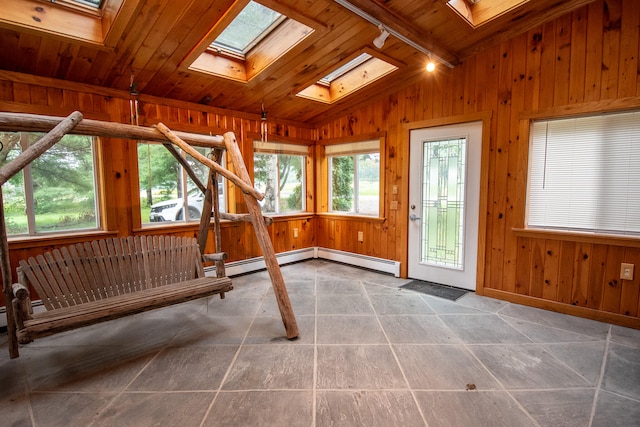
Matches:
[[252, 138, 312, 216], [136, 141, 226, 227], [526, 110, 640, 237], [2, 131, 103, 237], [317, 135, 386, 219]]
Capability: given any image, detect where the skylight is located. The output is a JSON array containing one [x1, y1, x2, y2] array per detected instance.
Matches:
[[211, 1, 285, 55], [74, 0, 102, 7], [318, 53, 372, 86]]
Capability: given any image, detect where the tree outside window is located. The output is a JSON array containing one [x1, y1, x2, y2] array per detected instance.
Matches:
[[326, 139, 380, 216], [0, 132, 99, 235], [138, 143, 220, 224], [254, 153, 305, 214]]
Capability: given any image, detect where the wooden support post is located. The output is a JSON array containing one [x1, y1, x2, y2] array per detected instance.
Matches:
[[0, 111, 83, 358], [210, 148, 225, 278], [223, 132, 299, 339]]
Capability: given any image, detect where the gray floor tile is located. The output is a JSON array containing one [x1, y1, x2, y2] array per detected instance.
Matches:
[[316, 315, 387, 344], [503, 316, 603, 344], [440, 314, 532, 344], [0, 393, 32, 426], [394, 344, 501, 390], [266, 278, 316, 295], [204, 391, 313, 427], [511, 389, 595, 427], [317, 279, 365, 294], [421, 295, 486, 314], [30, 392, 115, 427], [455, 292, 508, 313], [415, 391, 536, 427], [378, 315, 460, 344], [369, 294, 435, 315], [602, 343, 640, 400], [259, 294, 316, 316], [207, 296, 263, 316], [316, 345, 407, 389], [245, 315, 315, 344], [223, 345, 314, 390], [498, 303, 610, 339], [610, 325, 640, 349], [592, 390, 640, 427], [92, 392, 214, 427], [470, 344, 592, 389], [317, 390, 425, 427], [362, 281, 408, 295], [172, 314, 254, 345], [317, 294, 374, 315], [542, 341, 606, 385], [128, 345, 238, 391]]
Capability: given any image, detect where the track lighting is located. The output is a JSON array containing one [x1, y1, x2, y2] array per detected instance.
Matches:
[[373, 25, 390, 49]]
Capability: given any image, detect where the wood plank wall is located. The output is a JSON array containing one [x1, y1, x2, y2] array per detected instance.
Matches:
[[316, 0, 640, 328], [0, 71, 315, 305]]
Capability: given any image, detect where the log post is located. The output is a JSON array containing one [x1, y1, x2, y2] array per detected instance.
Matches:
[[223, 132, 299, 339], [1, 111, 83, 358]]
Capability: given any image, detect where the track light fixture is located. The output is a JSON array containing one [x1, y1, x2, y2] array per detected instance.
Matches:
[[373, 24, 390, 49]]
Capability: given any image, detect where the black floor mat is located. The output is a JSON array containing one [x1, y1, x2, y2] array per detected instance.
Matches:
[[400, 280, 468, 301]]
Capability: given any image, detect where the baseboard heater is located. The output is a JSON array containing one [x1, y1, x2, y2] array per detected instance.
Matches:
[[204, 247, 401, 278]]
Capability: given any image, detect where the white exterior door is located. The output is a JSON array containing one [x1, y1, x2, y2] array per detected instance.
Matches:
[[408, 121, 482, 291]]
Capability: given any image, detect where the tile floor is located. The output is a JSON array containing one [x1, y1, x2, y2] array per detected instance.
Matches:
[[1, 259, 639, 426]]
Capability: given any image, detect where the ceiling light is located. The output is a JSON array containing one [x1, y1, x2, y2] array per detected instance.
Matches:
[[426, 61, 436, 72], [373, 25, 389, 49]]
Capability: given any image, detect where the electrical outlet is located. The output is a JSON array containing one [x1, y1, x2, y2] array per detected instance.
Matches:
[[392, 185, 398, 195], [293, 228, 299, 238], [390, 201, 398, 210], [358, 231, 363, 242], [621, 263, 634, 280]]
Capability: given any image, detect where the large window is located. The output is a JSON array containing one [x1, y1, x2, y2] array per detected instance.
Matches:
[[253, 141, 307, 214], [326, 140, 380, 216], [138, 143, 224, 224], [527, 110, 640, 235], [0, 132, 100, 235]]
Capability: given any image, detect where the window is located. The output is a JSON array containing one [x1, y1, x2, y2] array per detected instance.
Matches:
[[187, 1, 315, 83], [211, 1, 285, 57], [138, 143, 224, 224], [253, 141, 308, 214], [326, 140, 380, 216], [297, 51, 398, 104], [527, 110, 640, 235], [0, 132, 100, 235]]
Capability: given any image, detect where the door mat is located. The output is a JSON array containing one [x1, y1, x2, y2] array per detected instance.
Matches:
[[400, 280, 468, 301]]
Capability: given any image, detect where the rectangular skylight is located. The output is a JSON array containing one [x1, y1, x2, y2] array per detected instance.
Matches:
[[318, 53, 372, 86], [211, 1, 285, 55], [73, 0, 102, 7]]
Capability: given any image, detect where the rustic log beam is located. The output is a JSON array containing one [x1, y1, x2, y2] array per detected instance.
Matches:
[[155, 123, 265, 201], [0, 111, 83, 185], [223, 131, 299, 340], [219, 212, 274, 226], [0, 112, 225, 148]]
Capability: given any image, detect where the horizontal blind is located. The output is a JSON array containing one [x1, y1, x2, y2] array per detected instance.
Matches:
[[253, 141, 309, 155], [324, 140, 379, 156], [527, 111, 640, 235]]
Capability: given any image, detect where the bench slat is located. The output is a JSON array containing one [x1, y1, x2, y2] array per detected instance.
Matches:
[[18, 276, 232, 340], [59, 247, 91, 304]]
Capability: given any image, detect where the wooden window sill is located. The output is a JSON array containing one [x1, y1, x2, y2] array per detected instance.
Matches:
[[512, 228, 640, 248]]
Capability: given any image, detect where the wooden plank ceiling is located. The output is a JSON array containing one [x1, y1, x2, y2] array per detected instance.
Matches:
[[0, 0, 596, 124]]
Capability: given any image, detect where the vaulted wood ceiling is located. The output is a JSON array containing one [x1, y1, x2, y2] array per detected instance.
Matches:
[[0, 0, 597, 124]]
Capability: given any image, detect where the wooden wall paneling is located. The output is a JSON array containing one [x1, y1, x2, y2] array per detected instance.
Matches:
[[552, 13, 572, 106], [542, 239, 561, 300], [13, 81, 31, 104], [601, 245, 625, 313], [617, 0, 639, 98], [515, 236, 531, 294], [524, 28, 543, 111], [16, 32, 41, 74], [587, 244, 608, 309], [46, 87, 64, 110], [571, 242, 592, 306], [29, 85, 48, 106], [584, 1, 605, 102], [487, 38, 513, 291], [529, 238, 545, 297], [451, 65, 465, 116], [600, 0, 622, 100], [538, 20, 557, 109], [557, 239, 577, 305], [568, 8, 588, 104], [35, 36, 61, 76], [387, 93, 401, 266], [462, 56, 476, 115], [0, 80, 12, 100], [502, 33, 527, 293], [53, 43, 80, 80], [62, 90, 80, 111], [620, 247, 640, 317]]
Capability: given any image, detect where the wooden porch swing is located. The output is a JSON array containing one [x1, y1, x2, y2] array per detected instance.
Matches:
[[0, 111, 299, 359]]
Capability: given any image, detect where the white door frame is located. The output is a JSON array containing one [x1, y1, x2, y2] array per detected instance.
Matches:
[[403, 112, 491, 293]]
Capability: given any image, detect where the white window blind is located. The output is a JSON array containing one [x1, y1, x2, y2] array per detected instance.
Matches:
[[324, 140, 379, 156], [527, 111, 640, 235]]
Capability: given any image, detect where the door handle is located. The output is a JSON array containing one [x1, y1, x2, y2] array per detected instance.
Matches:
[[409, 213, 420, 221]]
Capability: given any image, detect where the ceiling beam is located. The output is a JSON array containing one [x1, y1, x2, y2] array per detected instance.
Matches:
[[334, 0, 460, 68]]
